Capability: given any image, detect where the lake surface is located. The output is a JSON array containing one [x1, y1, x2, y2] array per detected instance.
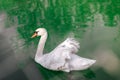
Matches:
[[0, 0, 120, 80]]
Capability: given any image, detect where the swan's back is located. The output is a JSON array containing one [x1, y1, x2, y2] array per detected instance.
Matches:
[[37, 38, 80, 70], [36, 37, 96, 72]]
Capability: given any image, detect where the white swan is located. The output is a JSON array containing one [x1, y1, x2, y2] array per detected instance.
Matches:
[[31, 28, 96, 72]]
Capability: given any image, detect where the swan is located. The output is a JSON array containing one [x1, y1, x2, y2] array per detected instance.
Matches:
[[31, 28, 96, 72]]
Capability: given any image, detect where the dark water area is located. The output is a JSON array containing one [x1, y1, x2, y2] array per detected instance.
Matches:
[[0, 0, 120, 80]]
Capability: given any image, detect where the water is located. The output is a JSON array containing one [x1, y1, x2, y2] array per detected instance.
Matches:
[[0, 0, 120, 80]]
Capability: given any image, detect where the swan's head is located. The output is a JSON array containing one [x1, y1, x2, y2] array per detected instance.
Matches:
[[31, 28, 47, 38]]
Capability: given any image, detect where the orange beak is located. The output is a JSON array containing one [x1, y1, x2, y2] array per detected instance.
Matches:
[[31, 33, 37, 38]]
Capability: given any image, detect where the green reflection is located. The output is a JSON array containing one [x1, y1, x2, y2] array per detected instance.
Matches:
[[0, 0, 120, 80]]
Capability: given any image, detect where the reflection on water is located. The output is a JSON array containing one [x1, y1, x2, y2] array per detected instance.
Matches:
[[0, 0, 120, 80]]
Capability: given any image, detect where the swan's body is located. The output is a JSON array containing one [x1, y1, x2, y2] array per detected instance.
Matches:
[[32, 28, 96, 72]]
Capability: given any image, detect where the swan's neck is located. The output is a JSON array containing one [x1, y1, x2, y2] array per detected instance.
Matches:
[[35, 33, 47, 59]]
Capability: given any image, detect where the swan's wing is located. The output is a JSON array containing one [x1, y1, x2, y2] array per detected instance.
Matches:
[[51, 38, 80, 60], [58, 38, 80, 53], [40, 38, 80, 71]]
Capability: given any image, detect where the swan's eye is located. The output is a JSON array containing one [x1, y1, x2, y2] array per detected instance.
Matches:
[[34, 31, 38, 34]]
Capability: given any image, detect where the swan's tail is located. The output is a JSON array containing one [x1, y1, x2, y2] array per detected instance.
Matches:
[[72, 59, 96, 71], [82, 59, 96, 69]]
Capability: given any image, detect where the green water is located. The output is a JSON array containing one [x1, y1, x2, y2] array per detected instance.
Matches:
[[0, 0, 120, 80]]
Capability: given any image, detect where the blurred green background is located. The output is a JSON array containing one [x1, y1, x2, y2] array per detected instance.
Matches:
[[0, 0, 120, 80]]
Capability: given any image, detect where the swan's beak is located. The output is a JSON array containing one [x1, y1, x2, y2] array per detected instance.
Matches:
[[31, 33, 37, 38]]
